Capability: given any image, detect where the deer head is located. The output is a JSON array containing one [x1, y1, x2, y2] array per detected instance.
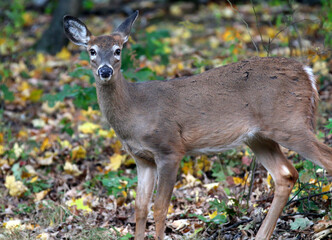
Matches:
[[63, 11, 138, 84]]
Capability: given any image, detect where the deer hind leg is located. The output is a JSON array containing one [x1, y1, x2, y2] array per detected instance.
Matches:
[[134, 158, 157, 240], [248, 137, 299, 240], [275, 130, 332, 174], [153, 153, 182, 240]]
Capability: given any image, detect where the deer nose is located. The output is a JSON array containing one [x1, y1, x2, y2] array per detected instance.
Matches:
[[98, 65, 113, 78]]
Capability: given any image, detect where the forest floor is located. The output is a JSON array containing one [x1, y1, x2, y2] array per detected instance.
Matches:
[[0, 1, 332, 240]]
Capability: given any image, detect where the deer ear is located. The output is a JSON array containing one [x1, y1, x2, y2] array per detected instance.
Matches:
[[113, 10, 139, 43], [63, 15, 91, 47]]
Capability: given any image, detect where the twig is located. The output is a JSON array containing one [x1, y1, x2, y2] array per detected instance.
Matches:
[[226, 0, 259, 53], [250, 0, 267, 55], [280, 211, 325, 219], [269, 18, 319, 57], [247, 156, 256, 207], [287, 190, 332, 205]]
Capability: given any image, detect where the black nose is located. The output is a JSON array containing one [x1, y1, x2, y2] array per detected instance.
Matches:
[[98, 65, 113, 78]]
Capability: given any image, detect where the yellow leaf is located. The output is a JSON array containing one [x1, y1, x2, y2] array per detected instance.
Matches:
[[0, 38, 5, 45], [124, 157, 136, 167], [203, 183, 219, 192], [22, 12, 33, 26], [0, 145, 4, 155], [67, 197, 92, 213], [146, 25, 157, 33], [266, 27, 277, 38], [38, 151, 54, 165], [168, 204, 175, 214], [59, 140, 72, 149], [122, 190, 127, 198], [78, 122, 100, 134], [170, 5, 182, 16], [0, 133, 3, 143], [56, 47, 71, 60], [18, 130, 28, 139], [98, 129, 115, 138], [33, 53, 45, 67], [267, 174, 273, 188], [13, 143, 24, 159], [71, 146, 86, 160], [30, 176, 39, 183], [5, 176, 28, 197], [181, 161, 193, 175], [25, 165, 37, 177], [3, 219, 22, 230], [29, 89, 43, 102], [0, 159, 9, 167], [322, 184, 332, 200], [41, 137, 51, 152], [34, 190, 50, 202], [64, 161, 82, 176], [41, 101, 62, 114], [111, 140, 122, 154], [209, 210, 218, 219], [108, 154, 126, 171], [36, 233, 51, 240], [233, 176, 244, 185], [81, 106, 100, 118]]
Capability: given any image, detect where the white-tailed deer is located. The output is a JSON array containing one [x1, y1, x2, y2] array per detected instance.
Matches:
[[63, 11, 332, 240]]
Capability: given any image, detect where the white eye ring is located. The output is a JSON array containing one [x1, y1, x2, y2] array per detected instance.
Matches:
[[89, 48, 96, 56], [112, 45, 121, 60], [114, 49, 121, 56]]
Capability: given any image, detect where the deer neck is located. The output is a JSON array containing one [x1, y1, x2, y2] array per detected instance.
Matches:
[[95, 71, 133, 135]]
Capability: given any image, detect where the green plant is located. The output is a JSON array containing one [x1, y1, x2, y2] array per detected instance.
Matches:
[[0, 75, 14, 103], [325, 119, 332, 134], [25, 179, 52, 193]]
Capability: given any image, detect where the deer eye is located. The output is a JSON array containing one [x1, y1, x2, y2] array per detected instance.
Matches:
[[89, 49, 96, 56], [114, 49, 121, 56]]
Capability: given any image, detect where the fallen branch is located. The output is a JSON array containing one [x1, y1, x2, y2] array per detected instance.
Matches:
[[287, 190, 332, 205]]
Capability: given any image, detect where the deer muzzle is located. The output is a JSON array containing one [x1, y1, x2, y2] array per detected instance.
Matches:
[[98, 65, 113, 81]]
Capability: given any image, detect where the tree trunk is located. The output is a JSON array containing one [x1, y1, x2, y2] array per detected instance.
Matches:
[[35, 0, 81, 55]]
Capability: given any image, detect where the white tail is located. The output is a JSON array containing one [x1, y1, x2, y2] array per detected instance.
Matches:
[[63, 11, 332, 240]]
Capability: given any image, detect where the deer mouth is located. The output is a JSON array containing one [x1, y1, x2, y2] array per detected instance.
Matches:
[[97, 65, 113, 81]]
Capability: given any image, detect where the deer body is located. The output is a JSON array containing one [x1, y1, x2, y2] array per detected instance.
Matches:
[[64, 11, 332, 240], [96, 57, 315, 158]]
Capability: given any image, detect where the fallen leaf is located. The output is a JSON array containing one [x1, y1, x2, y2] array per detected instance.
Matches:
[[3, 219, 22, 230], [71, 145, 86, 160], [209, 210, 218, 219], [78, 122, 100, 134], [13, 142, 24, 159], [171, 219, 190, 230], [0, 144, 4, 155], [36, 233, 51, 240], [34, 190, 50, 202], [56, 47, 71, 60], [64, 161, 82, 176], [107, 153, 126, 171], [67, 197, 92, 213], [40, 137, 51, 152], [37, 151, 54, 165], [322, 183, 332, 200], [5, 175, 28, 197]]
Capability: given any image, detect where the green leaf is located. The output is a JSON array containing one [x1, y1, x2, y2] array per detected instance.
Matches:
[[325, 119, 332, 134], [79, 51, 90, 61], [69, 67, 94, 84], [0, 84, 14, 101], [290, 217, 311, 230]]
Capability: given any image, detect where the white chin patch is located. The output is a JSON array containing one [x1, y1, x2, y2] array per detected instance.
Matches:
[[99, 76, 112, 82]]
